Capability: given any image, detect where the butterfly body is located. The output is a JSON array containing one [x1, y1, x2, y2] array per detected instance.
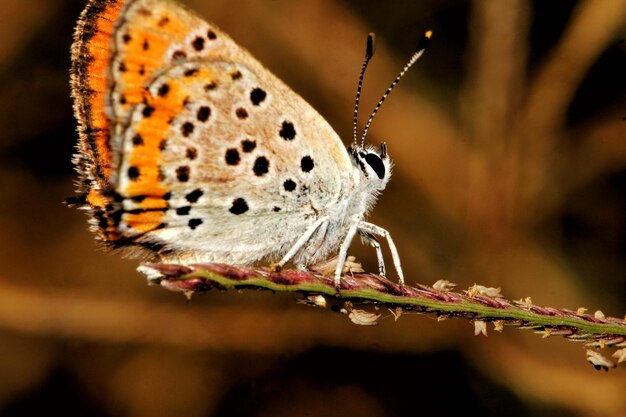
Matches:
[[71, 0, 404, 284]]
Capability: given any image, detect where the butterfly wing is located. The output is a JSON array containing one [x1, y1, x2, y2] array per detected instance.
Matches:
[[71, 0, 355, 263]]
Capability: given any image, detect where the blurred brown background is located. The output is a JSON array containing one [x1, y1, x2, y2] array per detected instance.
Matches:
[[0, 0, 625, 416]]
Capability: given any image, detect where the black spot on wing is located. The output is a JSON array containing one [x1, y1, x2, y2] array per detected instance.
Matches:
[[279, 121, 296, 140], [300, 156, 314, 173], [188, 218, 203, 230], [225, 148, 240, 165], [229, 198, 248, 215], [253, 156, 269, 176], [250, 88, 266, 105], [185, 189, 203, 203]]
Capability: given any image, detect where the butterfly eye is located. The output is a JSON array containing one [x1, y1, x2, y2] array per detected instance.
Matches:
[[364, 153, 385, 179]]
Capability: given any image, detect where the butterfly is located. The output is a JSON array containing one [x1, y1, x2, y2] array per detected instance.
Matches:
[[69, 0, 430, 286]]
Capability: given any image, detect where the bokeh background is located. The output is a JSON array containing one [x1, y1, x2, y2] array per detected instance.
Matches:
[[0, 0, 625, 416]]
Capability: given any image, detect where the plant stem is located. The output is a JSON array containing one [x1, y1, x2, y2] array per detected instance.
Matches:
[[141, 263, 626, 344]]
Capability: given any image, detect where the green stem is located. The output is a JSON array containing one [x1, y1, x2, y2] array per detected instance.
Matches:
[[142, 263, 626, 343]]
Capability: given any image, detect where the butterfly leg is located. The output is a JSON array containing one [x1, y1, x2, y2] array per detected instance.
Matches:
[[357, 222, 404, 285], [334, 220, 361, 288], [363, 233, 386, 277], [274, 215, 329, 272]]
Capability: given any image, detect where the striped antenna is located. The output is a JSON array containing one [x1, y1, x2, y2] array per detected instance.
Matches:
[[353, 33, 376, 147], [360, 30, 432, 147]]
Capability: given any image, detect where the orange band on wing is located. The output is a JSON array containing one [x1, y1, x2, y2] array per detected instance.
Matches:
[[111, 3, 202, 121], [123, 68, 216, 198], [72, 0, 126, 179], [123, 211, 165, 233], [86, 188, 108, 208], [118, 69, 217, 231]]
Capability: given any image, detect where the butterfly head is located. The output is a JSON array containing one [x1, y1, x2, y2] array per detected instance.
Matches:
[[349, 30, 430, 193], [349, 142, 392, 192]]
